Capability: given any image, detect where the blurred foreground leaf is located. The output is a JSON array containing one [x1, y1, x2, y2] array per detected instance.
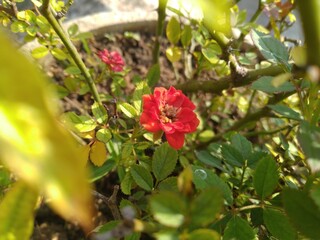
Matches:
[[0, 182, 38, 240], [0, 32, 93, 230]]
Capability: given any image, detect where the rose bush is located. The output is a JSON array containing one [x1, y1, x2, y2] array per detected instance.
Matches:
[[140, 86, 199, 149]]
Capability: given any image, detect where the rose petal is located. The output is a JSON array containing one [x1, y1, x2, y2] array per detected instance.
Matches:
[[140, 112, 161, 132], [166, 132, 185, 150]]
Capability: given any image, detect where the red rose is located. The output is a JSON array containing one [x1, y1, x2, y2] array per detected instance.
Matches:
[[140, 86, 199, 150], [97, 49, 125, 72]]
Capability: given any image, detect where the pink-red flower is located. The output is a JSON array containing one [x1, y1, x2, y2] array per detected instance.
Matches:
[[97, 49, 125, 72], [140, 86, 199, 150]]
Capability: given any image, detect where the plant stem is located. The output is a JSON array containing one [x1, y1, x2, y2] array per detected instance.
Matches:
[[296, 0, 320, 66], [41, 0, 102, 105], [175, 65, 285, 94], [152, 0, 168, 64]]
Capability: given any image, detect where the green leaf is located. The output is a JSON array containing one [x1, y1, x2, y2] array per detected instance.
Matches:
[[230, 134, 253, 159], [166, 16, 181, 44], [152, 143, 178, 181], [51, 48, 68, 60], [221, 144, 245, 167], [192, 166, 233, 205], [263, 208, 297, 240], [181, 25, 192, 47], [130, 164, 153, 191], [166, 46, 182, 63], [96, 129, 112, 144], [121, 172, 133, 195], [223, 216, 256, 240], [89, 159, 115, 182], [36, 15, 50, 31], [31, 46, 49, 59], [190, 187, 223, 227], [268, 104, 302, 121], [147, 63, 160, 87], [68, 23, 79, 36], [150, 191, 186, 227], [297, 121, 320, 172], [283, 188, 320, 239], [253, 156, 279, 199], [251, 76, 295, 93], [118, 102, 137, 118], [92, 102, 108, 124], [65, 66, 81, 75], [311, 183, 320, 211], [251, 30, 290, 70], [189, 229, 220, 240], [271, 72, 292, 88], [10, 21, 28, 33], [157, 177, 178, 192], [61, 112, 97, 133], [26, 25, 37, 37], [0, 182, 38, 240], [195, 150, 225, 172], [132, 81, 150, 113], [202, 41, 221, 64], [0, 167, 11, 187]]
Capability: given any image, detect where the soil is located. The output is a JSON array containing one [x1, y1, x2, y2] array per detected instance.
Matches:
[[32, 26, 217, 240]]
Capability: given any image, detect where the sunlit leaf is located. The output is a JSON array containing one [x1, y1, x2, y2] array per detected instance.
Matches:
[[0, 34, 93, 230], [166, 46, 182, 62], [147, 63, 160, 88], [0, 181, 38, 240], [166, 16, 180, 44], [90, 140, 107, 167], [118, 102, 138, 119], [31, 46, 49, 59], [150, 191, 186, 227], [92, 102, 108, 124]]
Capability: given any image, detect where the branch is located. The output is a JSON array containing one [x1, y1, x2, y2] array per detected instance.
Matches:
[[40, 0, 102, 105], [174, 65, 285, 94], [0, 5, 15, 18]]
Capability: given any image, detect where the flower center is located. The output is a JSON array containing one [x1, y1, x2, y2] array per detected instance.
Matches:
[[160, 104, 179, 123]]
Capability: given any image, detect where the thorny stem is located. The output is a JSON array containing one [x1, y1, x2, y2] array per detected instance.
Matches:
[[175, 65, 285, 94], [41, 0, 102, 105]]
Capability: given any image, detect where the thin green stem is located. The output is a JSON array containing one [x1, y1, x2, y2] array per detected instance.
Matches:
[[41, 0, 102, 105]]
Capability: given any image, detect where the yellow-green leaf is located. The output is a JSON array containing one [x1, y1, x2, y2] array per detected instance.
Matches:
[[166, 47, 182, 63], [31, 46, 49, 59], [0, 181, 38, 240], [0, 33, 93, 230], [90, 141, 107, 167]]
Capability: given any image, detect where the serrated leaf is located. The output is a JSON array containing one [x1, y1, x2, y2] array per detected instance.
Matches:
[[221, 144, 245, 167], [92, 102, 108, 124], [166, 46, 182, 63], [251, 30, 290, 70], [152, 143, 178, 181], [283, 188, 320, 239], [166, 16, 180, 44], [195, 150, 225, 172], [181, 25, 192, 47], [157, 177, 178, 192], [89, 159, 115, 182], [96, 129, 112, 144], [263, 208, 297, 240], [31, 46, 49, 59], [147, 63, 160, 88], [65, 66, 81, 75], [0, 182, 38, 240], [268, 104, 302, 121], [130, 164, 153, 191], [223, 216, 256, 240], [150, 191, 186, 227], [253, 156, 279, 199], [192, 166, 233, 205], [297, 121, 320, 172], [121, 172, 133, 195], [189, 229, 220, 240], [251, 76, 295, 93], [133, 81, 151, 113], [118, 102, 137, 118], [190, 187, 223, 227], [230, 134, 253, 160], [51, 48, 68, 60], [61, 112, 97, 133], [202, 41, 222, 64], [90, 141, 107, 167]]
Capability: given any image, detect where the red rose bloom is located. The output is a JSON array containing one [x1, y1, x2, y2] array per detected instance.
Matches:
[[140, 86, 199, 150], [97, 49, 125, 72]]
